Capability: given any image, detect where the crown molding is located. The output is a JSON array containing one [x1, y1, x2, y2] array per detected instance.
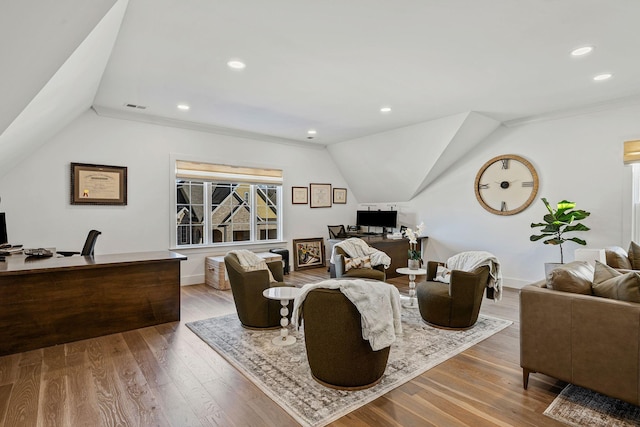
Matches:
[[503, 94, 640, 128], [91, 106, 327, 150]]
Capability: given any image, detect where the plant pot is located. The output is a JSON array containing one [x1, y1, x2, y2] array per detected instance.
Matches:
[[408, 259, 421, 270], [544, 262, 563, 281]]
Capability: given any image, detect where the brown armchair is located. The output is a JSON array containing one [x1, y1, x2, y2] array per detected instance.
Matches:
[[416, 261, 489, 329], [333, 246, 386, 281], [224, 253, 294, 329], [300, 288, 391, 390]]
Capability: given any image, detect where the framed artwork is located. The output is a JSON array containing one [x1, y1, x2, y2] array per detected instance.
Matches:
[[310, 183, 331, 208], [293, 238, 326, 270], [70, 162, 127, 205], [292, 186, 308, 204], [333, 187, 347, 204]]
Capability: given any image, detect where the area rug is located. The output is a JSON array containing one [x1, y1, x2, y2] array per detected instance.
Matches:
[[186, 307, 511, 427], [544, 384, 640, 426]]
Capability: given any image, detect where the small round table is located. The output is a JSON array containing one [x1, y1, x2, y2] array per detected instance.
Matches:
[[396, 267, 427, 309], [262, 287, 302, 346]]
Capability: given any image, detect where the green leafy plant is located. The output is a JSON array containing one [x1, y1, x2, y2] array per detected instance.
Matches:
[[530, 198, 591, 264]]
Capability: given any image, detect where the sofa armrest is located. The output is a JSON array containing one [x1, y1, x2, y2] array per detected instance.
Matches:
[[426, 261, 443, 281], [267, 260, 284, 282], [335, 253, 346, 278]]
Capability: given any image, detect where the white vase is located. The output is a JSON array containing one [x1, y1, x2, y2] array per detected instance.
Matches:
[[408, 259, 420, 270]]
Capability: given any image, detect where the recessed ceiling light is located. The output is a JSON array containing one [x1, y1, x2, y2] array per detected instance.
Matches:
[[380, 106, 392, 113], [593, 73, 613, 81], [571, 46, 594, 57], [177, 104, 190, 110], [307, 129, 317, 139], [227, 59, 246, 70]]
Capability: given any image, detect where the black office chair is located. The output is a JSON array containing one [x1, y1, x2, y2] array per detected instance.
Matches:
[[328, 225, 347, 239], [58, 230, 101, 257]]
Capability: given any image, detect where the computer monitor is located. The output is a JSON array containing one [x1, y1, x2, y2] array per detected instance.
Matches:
[[0, 213, 7, 244], [356, 210, 398, 229]]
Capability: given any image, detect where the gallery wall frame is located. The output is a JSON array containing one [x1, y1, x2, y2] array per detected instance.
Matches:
[[333, 187, 347, 204], [292, 186, 308, 204], [310, 183, 332, 208], [70, 162, 128, 205], [293, 237, 326, 270]]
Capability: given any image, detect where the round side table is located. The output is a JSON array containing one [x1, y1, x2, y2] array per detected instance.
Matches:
[[396, 267, 427, 309], [262, 287, 302, 346]]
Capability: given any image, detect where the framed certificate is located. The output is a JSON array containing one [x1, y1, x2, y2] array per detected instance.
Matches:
[[310, 183, 331, 208], [70, 162, 128, 205], [292, 186, 308, 204]]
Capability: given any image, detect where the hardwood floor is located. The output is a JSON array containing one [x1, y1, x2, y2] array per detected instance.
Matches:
[[0, 268, 567, 426]]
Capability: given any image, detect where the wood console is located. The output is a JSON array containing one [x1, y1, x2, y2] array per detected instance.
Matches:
[[0, 251, 186, 356]]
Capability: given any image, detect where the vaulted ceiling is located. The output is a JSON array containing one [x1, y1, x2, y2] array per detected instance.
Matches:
[[2, 0, 640, 190]]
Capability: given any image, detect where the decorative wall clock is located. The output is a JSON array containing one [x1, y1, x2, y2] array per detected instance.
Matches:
[[474, 154, 539, 216]]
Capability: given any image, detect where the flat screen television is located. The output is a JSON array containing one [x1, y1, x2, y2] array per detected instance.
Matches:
[[0, 213, 7, 244], [356, 210, 397, 229]]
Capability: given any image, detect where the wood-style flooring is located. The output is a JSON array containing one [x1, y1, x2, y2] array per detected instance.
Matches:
[[0, 267, 567, 426]]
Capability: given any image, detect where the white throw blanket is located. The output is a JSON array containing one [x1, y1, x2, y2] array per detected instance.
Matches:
[[446, 251, 503, 300], [228, 250, 276, 283], [330, 238, 391, 269], [292, 279, 402, 351]]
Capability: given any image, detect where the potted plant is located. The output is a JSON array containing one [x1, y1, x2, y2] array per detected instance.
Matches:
[[530, 198, 590, 268], [403, 222, 425, 269]]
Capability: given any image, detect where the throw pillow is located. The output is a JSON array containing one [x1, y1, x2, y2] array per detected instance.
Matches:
[[546, 261, 593, 295], [433, 265, 451, 284], [604, 246, 633, 270], [593, 260, 640, 302], [628, 241, 640, 270], [344, 256, 372, 271]]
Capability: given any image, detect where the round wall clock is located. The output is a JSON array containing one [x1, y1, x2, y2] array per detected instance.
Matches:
[[474, 154, 539, 216]]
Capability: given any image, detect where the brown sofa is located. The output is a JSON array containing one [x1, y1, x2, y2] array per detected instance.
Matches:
[[520, 263, 640, 405]]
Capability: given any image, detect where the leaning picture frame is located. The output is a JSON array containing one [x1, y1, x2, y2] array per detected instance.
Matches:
[[293, 237, 326, 270], [310, 183, 331, 208], [333, 187, 347, 204], [70, 162, 128, 205], [292, 186, 308, 204]]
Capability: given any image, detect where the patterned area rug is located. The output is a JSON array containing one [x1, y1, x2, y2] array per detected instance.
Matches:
[[186, 307, 511, 427], [544, 384, 640, 426]]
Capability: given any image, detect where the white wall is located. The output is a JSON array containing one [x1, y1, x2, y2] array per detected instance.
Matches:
[[0, 110, 357, 284], [331, 102, 640, 288], [408, 104, 640, 287]]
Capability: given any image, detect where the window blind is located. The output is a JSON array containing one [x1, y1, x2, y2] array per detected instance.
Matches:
[[175, 160, 283, 184]]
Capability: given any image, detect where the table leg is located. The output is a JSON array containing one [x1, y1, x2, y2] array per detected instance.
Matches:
[[402, 274, 418, 309], [272, 299, 296, 346]]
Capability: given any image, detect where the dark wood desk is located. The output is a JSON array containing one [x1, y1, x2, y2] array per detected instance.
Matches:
[[0, 251, 186, 356]]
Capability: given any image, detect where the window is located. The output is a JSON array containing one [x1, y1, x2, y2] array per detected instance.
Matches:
[[174, 161, 282, 247]]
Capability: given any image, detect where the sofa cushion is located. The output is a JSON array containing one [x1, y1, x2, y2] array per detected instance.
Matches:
[[628, 241, 640, 270], [546, 261, 593, 295], [593, 261, 640, 302], [344, 256, 372, 272], [605, 246, 633, 270]]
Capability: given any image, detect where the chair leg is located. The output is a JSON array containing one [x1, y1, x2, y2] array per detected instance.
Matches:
[[523, 368, 532, 389]]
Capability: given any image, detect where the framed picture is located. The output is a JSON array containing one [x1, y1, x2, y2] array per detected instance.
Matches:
[[293, 237, 326, 270], [70, 162, 128, 205], [310, 183, 331, 208], [333, 187, 347, 204], [292, 186, 308, 204]]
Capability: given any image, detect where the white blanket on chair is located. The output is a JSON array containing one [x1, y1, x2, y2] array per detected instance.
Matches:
[[330, 238, 391, 269], [292, 279, 402, 351], [446, 251, 502, 300], [228, 250, 276, 282]]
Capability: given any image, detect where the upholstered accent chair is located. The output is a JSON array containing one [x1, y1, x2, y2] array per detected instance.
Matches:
[[333, 245, 386, 281], [300, 288, 391, 390], [224, 252, 294, 329], [416, 261, 490, 329]]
